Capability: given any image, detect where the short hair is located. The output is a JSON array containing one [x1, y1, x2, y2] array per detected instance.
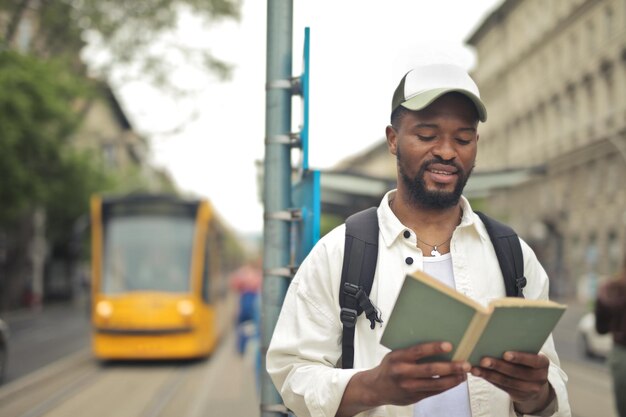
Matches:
[[390, 106, 410, 129]]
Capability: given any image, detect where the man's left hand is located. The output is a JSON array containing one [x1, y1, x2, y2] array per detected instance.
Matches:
[[470, 351, 555, 415]]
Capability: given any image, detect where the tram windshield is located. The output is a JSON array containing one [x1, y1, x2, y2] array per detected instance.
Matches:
[[102, 214, 195, 294]]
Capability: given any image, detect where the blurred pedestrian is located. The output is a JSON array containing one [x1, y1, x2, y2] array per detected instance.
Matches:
[[596, 261, 626, 417], [230, 258, 262, 355]]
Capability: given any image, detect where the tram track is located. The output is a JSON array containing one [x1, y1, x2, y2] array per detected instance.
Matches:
[[15, 368, 102, 417], [0, 330, 258, 417], [0, 350, 100, 417], [139, 364, 191, 417]]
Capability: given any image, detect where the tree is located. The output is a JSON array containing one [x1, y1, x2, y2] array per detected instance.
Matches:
[[0, 0, 242, 231], [0, 51, 116, 308], [0, 0, 242, 308], [1, 0, 241, 90], [0, 51, 104, 227]]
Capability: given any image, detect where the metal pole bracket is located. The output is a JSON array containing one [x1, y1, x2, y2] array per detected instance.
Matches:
[[266, 76, 301, 95], [264, 208, 302, 222], [264, 265, 299, 278], [265, 132, 301, 148]]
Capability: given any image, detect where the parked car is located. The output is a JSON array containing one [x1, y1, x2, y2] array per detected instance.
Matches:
[[0, 318, 7, 383], [577, 312, 613, 359]]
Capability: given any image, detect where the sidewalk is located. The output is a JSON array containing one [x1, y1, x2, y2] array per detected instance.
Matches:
[[204, 331, 260, 416]]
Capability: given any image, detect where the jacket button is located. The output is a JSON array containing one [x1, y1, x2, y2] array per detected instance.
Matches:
[[403, 230, 411, 238], [405, 257, 413, 265]]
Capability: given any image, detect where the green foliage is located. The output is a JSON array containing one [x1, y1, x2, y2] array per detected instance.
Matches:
[[45, 149, 114, 244], [74, 0, 240, 39], [0, 51, 92, 225], [1, 0, 241, 88], [0, 0, 242, 251], [78, 0, 241, 89], [0, 50, 115, 250], [37, 1, 85, 58], [107, 164, 154, 194], [0, 0, 241, 89], [320, 213, 344, 237]]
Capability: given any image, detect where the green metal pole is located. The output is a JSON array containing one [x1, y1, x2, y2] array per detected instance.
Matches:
[[261, 1, 293, 416]]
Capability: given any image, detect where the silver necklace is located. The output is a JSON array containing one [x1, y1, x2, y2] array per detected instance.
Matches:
[[389, 197, 458, 257], [415, 235, 453, 257]]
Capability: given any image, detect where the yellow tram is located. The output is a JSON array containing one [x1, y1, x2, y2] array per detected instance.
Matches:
[[90, 194, 227, 360]]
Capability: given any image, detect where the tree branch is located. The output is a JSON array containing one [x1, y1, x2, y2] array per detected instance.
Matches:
[[4, 0, 31, 46]]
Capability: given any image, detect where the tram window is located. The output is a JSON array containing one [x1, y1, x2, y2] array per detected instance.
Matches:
[[102, 216, 194, 294], [201, 237, 211, 302]]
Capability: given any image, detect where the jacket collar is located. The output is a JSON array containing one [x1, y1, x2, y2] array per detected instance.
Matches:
[[378, 190, 487, 248]]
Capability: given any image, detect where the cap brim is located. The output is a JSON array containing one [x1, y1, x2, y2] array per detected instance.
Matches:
[[400, 88, 488, 122]]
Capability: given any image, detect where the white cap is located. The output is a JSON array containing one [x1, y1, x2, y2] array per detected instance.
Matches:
[[391, 63, 487, 122]]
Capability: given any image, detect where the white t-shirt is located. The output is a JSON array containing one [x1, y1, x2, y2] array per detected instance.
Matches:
[[413, 253, 472, 417]]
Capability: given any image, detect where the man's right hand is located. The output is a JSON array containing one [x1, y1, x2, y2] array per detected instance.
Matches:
[[336, 342, 471, 417]]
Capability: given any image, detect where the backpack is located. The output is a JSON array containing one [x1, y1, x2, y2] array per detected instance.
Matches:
[[339, 207, 527, 369]]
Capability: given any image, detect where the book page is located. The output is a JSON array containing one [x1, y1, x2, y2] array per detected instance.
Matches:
[[488, 297, 564, 308], [453, 311, 490, 361], [466, 303, 566, 366]]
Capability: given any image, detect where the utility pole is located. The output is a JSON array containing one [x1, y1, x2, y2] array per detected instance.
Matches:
[[261, 1, 293, 416]]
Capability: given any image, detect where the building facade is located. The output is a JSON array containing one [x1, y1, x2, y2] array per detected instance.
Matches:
[[468, 0, 626, 300]]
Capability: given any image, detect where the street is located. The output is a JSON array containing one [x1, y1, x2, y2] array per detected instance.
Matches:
[[0, 319, 259, 417], [563, 358, 616, 417], [2, 301, 91, 384], [0, 298, 619, 417], [552, 299, 618, 417]]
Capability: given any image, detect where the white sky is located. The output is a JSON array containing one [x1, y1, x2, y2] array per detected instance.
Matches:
[[114, 0, 503, 235]]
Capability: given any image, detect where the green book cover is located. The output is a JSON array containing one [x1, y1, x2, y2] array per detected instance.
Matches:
[[380, 270, 566, 365]]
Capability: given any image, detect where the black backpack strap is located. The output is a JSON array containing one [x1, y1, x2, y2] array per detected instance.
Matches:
[[475, 211, 526, 298], [340, 207, 382, 369]]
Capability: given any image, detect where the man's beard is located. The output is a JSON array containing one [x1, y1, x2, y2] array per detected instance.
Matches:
[[397, 150, 473, 210]]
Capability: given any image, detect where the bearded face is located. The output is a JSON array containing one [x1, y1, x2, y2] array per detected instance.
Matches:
[[397, 148, 473, 210]]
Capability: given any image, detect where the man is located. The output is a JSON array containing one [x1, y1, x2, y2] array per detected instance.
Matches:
[[595, 266, 626, 417], [266, 63, 570, 417]]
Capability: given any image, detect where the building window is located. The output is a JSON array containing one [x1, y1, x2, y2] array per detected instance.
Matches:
[[566, 86, 577, 122], [16, 18, 33, 53], [584, 77, 595, 127], [605, 156, 617, 197], [585, 233, 599, 298], [570, 234, 580, 271], [102, 143, 117, 168], [537, 103, 547, 151], [586, 20, 595, 53], [602, 67, 615, 125], [587, 160, 602, 205], [561, 86, 575, 147], [605, 6, 614, 38], [552, 95, 562, 136], [527, 112, 536, 160], [569, 33, 578, 64], [607, 230, 621, 276]]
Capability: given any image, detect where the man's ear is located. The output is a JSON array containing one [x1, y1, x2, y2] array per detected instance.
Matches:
[[386, 125, 397, 156]]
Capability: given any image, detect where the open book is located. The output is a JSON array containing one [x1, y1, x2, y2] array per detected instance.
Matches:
[[380, 270, 566, 365]]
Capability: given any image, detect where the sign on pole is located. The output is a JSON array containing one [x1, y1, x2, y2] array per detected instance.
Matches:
[[292, 27, 320, 263]]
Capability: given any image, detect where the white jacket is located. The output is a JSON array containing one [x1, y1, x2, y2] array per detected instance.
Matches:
[[267, 192, 571, 417]]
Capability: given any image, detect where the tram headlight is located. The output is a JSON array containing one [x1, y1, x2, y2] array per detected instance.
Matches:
[[96, 300, 113, 318], [177, 300, 195, 317]]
